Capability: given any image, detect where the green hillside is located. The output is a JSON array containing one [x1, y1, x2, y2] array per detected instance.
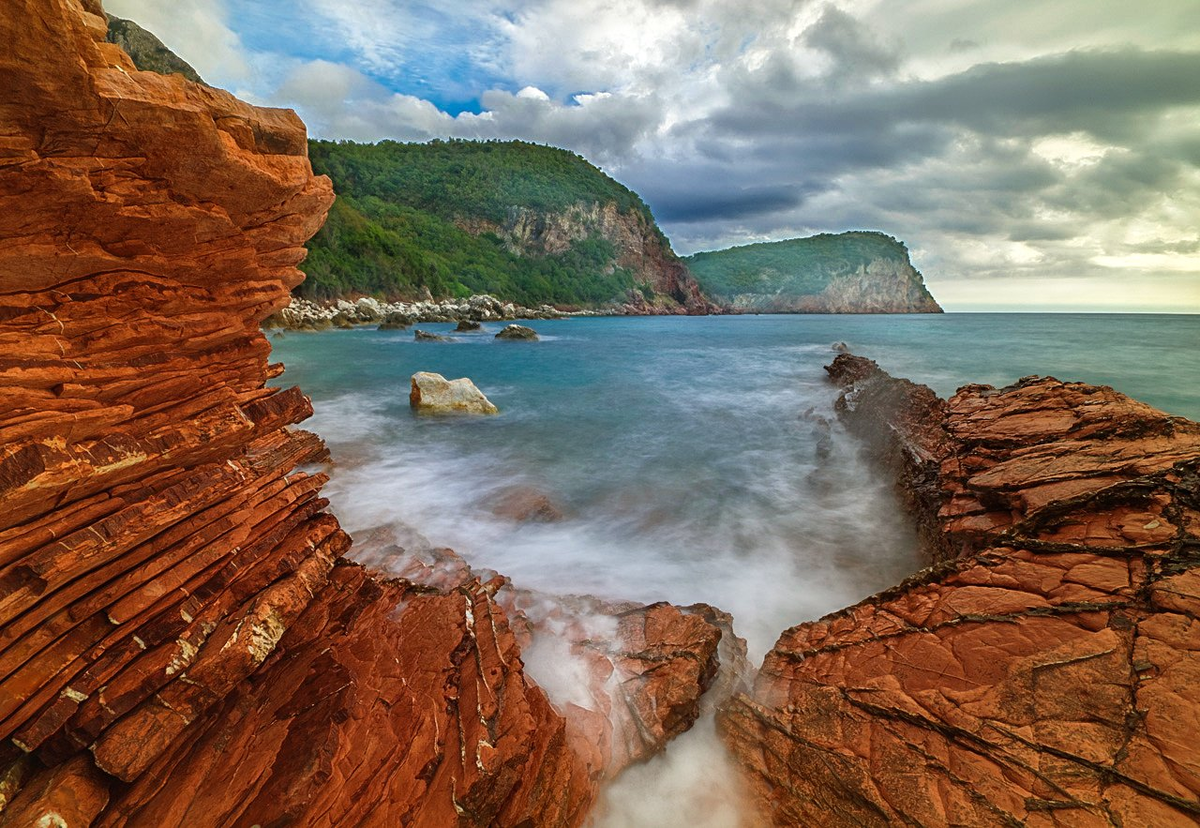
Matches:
[[685, 231, 942, 313], [300, 139, 665, 306], [686, 232, 906, 297]]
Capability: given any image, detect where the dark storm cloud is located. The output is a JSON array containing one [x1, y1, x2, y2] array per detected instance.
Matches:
[[1129, 238, 1200, 254], [712, 48, 1200, 142], [648, 184, 809, 223], [898, 49, 1200, 137], [803, 6, 900, 80], [634, 45, 1200, 261]]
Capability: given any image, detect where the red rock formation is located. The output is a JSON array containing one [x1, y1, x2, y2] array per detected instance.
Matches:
[[0, 2, 726, 824], [1, 0, 342, 805], [352, 529, 735, 779], [720, 355, 1200, 826], [504, 594, 728, 776], [93, 565, 594, 827]]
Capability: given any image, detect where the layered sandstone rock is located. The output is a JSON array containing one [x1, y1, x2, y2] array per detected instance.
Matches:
[[1, 0, 340, 805], [720, 355, 1200, 826], [0, 2, 728, 825], [93, 565, 595, 827]]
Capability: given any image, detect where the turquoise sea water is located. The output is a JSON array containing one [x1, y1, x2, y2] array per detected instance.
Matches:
[[269, 313, 1199, 660], [270, 312, 1196, 823]]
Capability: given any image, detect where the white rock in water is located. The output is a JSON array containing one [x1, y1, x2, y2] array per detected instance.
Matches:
[[410, 372, 499, 415]]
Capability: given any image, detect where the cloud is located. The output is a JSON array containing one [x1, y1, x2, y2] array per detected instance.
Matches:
[[107, 0, 1200, 311]]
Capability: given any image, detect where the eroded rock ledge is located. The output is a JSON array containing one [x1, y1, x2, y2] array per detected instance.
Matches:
[[719, 355, 1200, 826], [0, 2, 728, 825]]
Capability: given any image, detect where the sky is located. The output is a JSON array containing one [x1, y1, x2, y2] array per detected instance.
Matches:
[[106, 0, 1200, 312]]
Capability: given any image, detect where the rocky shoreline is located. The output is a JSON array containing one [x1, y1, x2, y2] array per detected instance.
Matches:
[[263, 290, 729, 331], [263, 292, 948, 331], [2, 3, 1198, 827], [718, 355, 1200, 826], [264, 294, 593, 331]]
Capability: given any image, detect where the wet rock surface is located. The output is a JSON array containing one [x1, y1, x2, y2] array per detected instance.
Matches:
[[349, 528, 737, 790], [719, 354, 1200, 827], [410, 371, 499, 415]]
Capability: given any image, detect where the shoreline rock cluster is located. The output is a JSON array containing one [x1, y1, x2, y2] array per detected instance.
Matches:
[[718, 355, 1200, 826], [264, 294, 596, 331]]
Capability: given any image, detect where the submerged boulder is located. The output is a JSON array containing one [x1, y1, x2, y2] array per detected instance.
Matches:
[[410, 372, 499, 415], [496, 324, 539, 341], [487, 485, 565, 522]]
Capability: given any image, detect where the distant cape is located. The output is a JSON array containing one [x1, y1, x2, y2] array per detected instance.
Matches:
[[685, 231, 943, 313]]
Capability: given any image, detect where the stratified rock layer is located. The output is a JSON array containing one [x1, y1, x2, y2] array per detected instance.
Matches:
[[0, 0, 339, 795], [719, 355, 1200, 826], [94, 565, 594, 827], [0, 1, 731, 825]]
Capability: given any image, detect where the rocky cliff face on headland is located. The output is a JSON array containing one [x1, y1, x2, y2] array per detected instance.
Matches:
[[302, 138, 720, 314], [0, 2, 728, 824], [719, 355, 1200, 826], [686, 231, 944, 313], [462, 201, 719, 315]]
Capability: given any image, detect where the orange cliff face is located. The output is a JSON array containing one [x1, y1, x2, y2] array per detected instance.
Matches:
[[719, 355, 1200, 827], [0, 3, 730, 825], [0, 1, 555, 824]]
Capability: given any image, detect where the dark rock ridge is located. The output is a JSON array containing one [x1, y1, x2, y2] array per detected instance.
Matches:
[[719, 354, 1200, 826], [686, 231, 943, 313], [0, 2, 732, 824], [104, 13, 205, 85]]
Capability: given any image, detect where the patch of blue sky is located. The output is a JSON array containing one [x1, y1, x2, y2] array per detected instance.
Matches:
[[227, 0, 510, 115]]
